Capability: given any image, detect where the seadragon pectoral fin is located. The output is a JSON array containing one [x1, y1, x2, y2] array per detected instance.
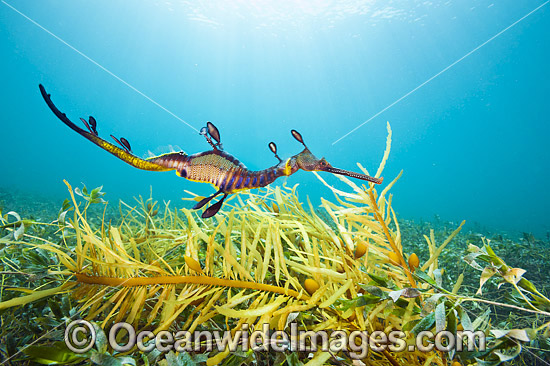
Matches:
[[193, 189, 222, 210], [39, 84, 171, 172], [201, 193, 228, 218]]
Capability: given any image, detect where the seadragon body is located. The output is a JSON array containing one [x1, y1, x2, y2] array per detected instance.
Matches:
[[39, 84, 383, 218]]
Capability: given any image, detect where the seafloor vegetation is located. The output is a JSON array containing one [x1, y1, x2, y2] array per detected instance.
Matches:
[[0, 124, 549, 366]]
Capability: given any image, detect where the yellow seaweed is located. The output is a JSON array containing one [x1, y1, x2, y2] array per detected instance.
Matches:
[[0, 123, 478, 365]]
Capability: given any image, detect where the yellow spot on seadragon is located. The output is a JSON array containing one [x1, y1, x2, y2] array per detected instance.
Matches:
[[283, 158, 292, 176]]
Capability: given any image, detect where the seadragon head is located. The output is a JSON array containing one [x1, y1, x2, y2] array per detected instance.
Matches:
[[278, 130, 383, 184]]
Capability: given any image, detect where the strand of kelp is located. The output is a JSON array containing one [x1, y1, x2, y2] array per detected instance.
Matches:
[[74, 273, 309, 300]]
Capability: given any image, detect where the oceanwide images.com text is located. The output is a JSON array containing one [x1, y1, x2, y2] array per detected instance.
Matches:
[[65, 320, 485, 359]]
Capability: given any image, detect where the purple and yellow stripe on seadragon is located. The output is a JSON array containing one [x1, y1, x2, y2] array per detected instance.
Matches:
[[39, 84, 383, 218]]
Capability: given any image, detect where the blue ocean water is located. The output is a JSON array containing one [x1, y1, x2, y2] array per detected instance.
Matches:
[[1, 0, 548, 237]]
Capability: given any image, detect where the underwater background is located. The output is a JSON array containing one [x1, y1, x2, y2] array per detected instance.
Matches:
[[2, 2, 550, 366], [1, 0, 549, 238]]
